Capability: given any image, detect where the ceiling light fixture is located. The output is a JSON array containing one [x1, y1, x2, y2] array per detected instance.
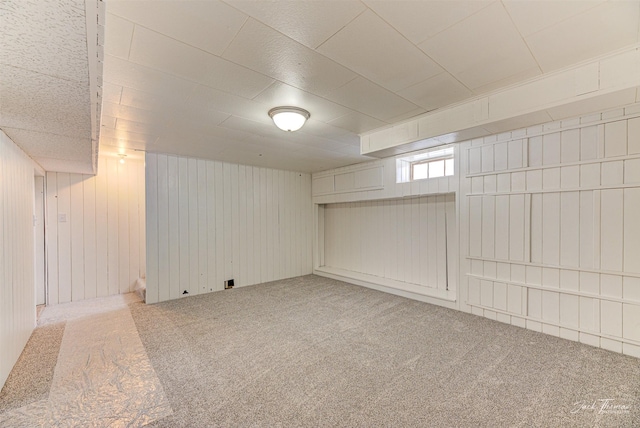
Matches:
[[268, 106, 310, 132], [118, 154, 127, 164]]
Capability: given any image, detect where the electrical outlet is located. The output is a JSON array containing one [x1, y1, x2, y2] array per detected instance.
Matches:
[[224, 279, 234, 289]]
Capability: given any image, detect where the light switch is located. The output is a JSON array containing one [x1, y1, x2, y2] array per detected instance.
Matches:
[[58, 213, 67, 223]]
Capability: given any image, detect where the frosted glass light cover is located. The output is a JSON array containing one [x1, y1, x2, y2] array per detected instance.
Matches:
[[268, 107, 310, 132]]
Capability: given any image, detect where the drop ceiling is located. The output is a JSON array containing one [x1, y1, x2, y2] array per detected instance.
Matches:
[[2, 1, 640, 174]]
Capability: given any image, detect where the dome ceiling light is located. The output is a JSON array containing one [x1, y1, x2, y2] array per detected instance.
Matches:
[[268, 106, 310, 132]]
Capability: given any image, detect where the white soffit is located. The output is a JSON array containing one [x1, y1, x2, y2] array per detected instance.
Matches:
[[0, 0, 103, 174]]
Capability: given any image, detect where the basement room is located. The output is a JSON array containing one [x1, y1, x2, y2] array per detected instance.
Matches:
[[1, 0, 640, 426]]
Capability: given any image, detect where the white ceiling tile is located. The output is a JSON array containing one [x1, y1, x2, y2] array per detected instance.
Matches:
[[101, 115, 117, 129], [100, 127, 159, 144], [471, 66, 541, 95], [324, 77, 420, 122], [104, 13, 133, 59], [102, 81, 123, 104], [503, 0, 604, 37], [102, 102, 170, 125], [222, 18, 357, 96], [228, 0, 366, 49], [328, 111, 388, 134], [385, 107, 428, 124], [418, 1, 539, 90], [129, 26, 274, 99], [119, 86, 191, 112], [185, 85, 274, 125], [219, 115, 294, 141], [365, 0, 492, 45], [398, 72, 473, 111], [525, 1, 640, 72], [252, 81, 352, 122], [103, 54, 199, 100], [107, 0, 247, 56], [115, 118, 174, 136], [317, 10, 442, 92], [297, 119, 355, 141]]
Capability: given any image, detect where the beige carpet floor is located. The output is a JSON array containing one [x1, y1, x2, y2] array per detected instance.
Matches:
[[1, 274, 639, 427]]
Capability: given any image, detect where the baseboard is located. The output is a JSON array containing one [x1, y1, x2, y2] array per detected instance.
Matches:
[[314, 266, 458, 310]]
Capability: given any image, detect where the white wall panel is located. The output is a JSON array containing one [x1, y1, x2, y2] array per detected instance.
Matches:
[[46, 159, 146, 304], [146, 154, 312, 302], [461, 105, 640, 358], [322, 194, 456, 300], [0, 130, 36, 390]]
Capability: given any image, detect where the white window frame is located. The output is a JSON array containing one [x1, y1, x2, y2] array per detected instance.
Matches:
[[396, 146, 455, 183]]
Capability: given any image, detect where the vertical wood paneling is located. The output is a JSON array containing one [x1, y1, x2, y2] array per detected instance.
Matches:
[[146, 154, 159, 304], [542, 193, 560, 266], [69, 175, 84, 302], [117, 161, 130, 294], [495, 195, 510, 260], [57, 173, 72, 303], [482, 196, 495, 258], [197, 160, 208, 293], [47, 158, 146, 303], [0, 131, 36, 390], [624, 188, 640, 273], [46, 173, 59, 303], [459, 111, 640, 357], [106, 160, 119, 297], [129, 164, 140, 293], [238, 165, 247, 286], [601, 189, 623, 271], [509, 195, 525, 261], [157, 155, 170, 302], [560, 192, 580, 267], [322, 195, 454, 293], [188, 158, 199, 295], [168, 156, 180, 300], [205, 161, 216, 292], [179, 157, 190, 295], [145, 155, 313, 302], [95, 157, 108, 298], [84, 175, 98, 299]]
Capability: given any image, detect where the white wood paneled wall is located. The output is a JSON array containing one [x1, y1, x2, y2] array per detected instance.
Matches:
[[0, 131, 36, 389], [145, 153, 313, 304], [312, 149, 459, 306], [461, 104, 640, 358], [322, 195, 456, 301], [46, 157, 146, 304]]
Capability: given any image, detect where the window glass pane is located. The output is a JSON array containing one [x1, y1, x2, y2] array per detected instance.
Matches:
[[412, 163, 429, 180], [429, 160, 444, 178], [445, 158, 454, 176]]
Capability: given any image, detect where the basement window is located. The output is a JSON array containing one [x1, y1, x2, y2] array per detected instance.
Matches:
[[397, 147, 454, 183]]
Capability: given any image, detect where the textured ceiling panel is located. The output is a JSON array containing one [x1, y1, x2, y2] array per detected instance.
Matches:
[[0, 64, 91, 138], [0, 0, 102, 174], [3, 127, 91, 161], [0, 0, 89, 81]]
